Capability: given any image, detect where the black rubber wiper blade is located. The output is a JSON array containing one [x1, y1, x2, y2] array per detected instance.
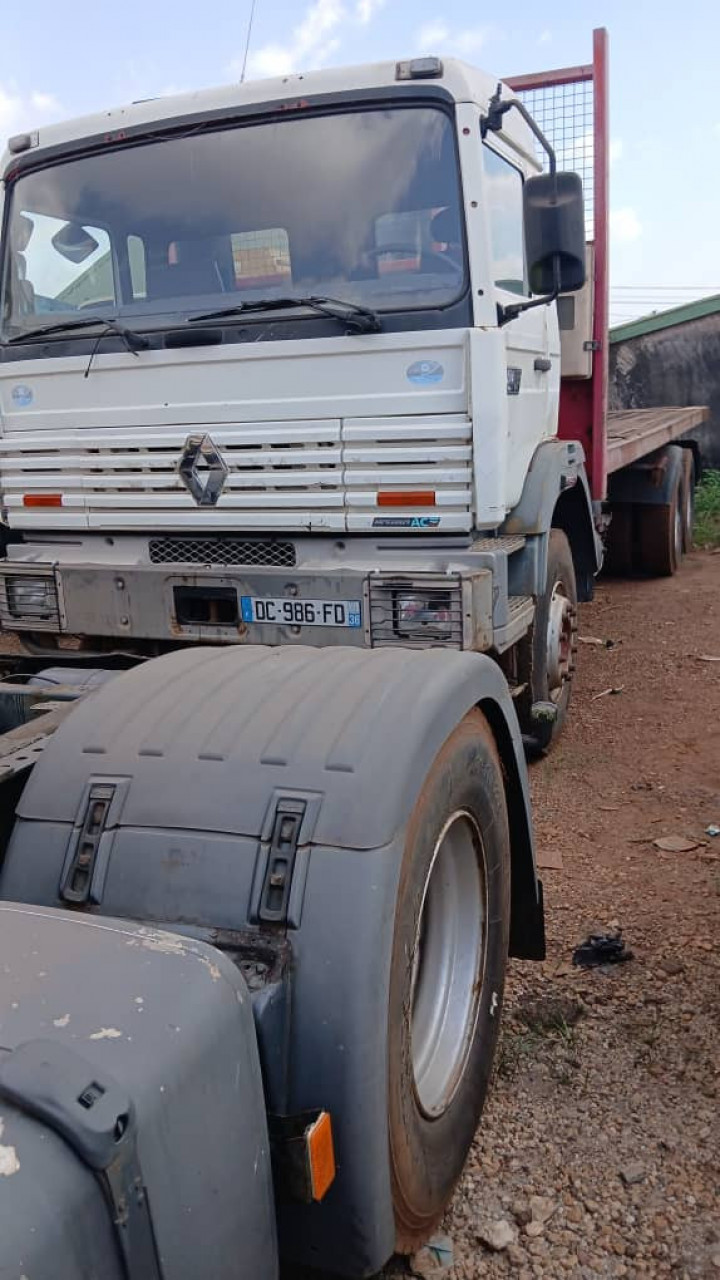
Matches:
[[304, 295, 381, 333], [7, 316, 107, 343], [7, 316, 150, 348], [188, 295, 381, 333], [188, 297, 297, 323]]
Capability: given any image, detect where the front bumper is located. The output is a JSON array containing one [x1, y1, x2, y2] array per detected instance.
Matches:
[[0, 560, 494, 650]]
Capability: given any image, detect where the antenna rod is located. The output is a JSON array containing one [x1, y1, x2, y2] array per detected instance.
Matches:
[[240, 0, 258, 82]]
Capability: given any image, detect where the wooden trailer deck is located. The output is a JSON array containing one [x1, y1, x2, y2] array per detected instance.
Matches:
[[606, 407, 708, 473]]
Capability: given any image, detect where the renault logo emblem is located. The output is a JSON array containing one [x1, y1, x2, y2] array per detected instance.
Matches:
[[177, 433, 229, 506]]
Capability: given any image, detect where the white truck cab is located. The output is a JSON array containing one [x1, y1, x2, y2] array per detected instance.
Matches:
[[0, 54, 596, 747]]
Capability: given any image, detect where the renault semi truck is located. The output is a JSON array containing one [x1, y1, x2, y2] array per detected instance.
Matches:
[[0, 29, 706, 1280]]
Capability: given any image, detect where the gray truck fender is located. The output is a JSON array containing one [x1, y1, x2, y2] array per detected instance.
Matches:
[[9, 644, 540, 895], [5, 644, 543, 963], [1, 646, 542, 1277], [502, 439, 603, 600]]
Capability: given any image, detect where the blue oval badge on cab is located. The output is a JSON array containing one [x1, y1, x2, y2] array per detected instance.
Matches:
[[11, 384, 33, 408], [407, 360, 444, 386]]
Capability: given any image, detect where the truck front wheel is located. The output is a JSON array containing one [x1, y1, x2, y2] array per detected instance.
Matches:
[[388, 709, 510, 1253], [518, 528, 578, 752]]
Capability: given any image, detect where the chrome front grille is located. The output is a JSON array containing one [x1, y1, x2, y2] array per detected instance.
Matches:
[[369, 574, 464, 648], [149, 536, 296, 568]]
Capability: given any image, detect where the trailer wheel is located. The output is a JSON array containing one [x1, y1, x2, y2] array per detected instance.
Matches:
[[388, 709, 510, 1253], [636, 473, 683, 576], [680, 452, 695, 552]]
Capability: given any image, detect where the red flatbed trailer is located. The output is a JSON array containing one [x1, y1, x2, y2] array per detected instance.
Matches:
[[508, 30, 708, 565], [605, 407, 708, 474]]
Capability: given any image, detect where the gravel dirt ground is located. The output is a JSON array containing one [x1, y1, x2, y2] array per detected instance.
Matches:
[[391, 549, 720, 1280]]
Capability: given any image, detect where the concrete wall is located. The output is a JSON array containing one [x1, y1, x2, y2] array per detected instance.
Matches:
[[609, 311, 720, 470]]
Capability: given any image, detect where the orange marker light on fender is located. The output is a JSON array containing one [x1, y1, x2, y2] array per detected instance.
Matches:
[[377, 491, 436, 508], [307, 1111, 336, 1201], [23, 494, 63, 508]]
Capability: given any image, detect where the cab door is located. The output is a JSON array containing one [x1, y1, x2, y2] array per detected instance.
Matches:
[[482, 142, 558, 510]]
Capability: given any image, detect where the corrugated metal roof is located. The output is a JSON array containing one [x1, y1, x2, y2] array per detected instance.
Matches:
[[610, 293, 720, 343]]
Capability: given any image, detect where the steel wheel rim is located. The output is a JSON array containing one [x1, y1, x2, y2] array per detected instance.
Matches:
[[410, 810, 486, 1118], [546, 580, 575, 702], [674, 500, 683, 561], [682, 482, 693, 547]]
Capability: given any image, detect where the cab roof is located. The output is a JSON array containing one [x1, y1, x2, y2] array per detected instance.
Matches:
[[3, 57, 539, 175]]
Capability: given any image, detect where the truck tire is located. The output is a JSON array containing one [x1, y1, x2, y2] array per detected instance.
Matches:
[[519, 529, 577, 753], [636, 472, 683, 576], [388, 709, 510, 1253], [680, 451, 695, 552]]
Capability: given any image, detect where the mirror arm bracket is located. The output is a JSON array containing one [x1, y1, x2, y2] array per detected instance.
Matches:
[[482, 86, 577, 327], [481, 85, 557, 177], [498, 252, 562, 328], [497, 284, 559, 328]]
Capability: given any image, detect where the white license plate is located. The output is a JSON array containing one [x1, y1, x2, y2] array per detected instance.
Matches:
[[240, 596, 362, 629]]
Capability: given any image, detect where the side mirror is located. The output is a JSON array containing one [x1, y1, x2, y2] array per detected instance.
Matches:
[[523, 172, 586, 295], [51, 222, 100, 264]]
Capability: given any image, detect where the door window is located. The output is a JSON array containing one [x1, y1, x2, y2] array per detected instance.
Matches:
[[482, 146, 527, 297]]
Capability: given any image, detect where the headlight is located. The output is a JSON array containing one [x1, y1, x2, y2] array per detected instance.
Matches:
[[395, 592, 454, 640], [368, 574, 464, 648], [6, 576, 57, 620]]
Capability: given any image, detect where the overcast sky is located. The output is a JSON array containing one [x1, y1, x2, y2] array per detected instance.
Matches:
[[1, 0, 717, 325]]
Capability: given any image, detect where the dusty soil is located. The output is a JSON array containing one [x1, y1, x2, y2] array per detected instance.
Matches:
[[406, 550, 720, 1279]]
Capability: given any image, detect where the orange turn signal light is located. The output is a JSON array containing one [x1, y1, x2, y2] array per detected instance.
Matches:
[[377, 490, 436, 507], [23, 494, 63, 508], [306, 1110, 336, 1202]]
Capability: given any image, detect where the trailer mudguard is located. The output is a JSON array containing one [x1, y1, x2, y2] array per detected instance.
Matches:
[[0, 903, 277, 1280], [1, 646, 542, 1277], [607, 442, 685, 506]]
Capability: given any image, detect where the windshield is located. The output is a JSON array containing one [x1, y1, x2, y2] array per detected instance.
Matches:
[[1, 105, 466, 339]]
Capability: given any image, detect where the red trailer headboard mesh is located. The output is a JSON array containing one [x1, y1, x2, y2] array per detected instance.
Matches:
[[514, 78, 595, 238], [506, 30, 609, 502]]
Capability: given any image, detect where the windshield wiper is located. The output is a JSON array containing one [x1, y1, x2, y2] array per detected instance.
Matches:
[[7, 315, 151, 349], [6, 315, 151, 378], [188, 295, 381, 334]]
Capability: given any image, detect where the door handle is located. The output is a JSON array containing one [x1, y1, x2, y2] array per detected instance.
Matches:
[[534, 357, 552, 373]]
